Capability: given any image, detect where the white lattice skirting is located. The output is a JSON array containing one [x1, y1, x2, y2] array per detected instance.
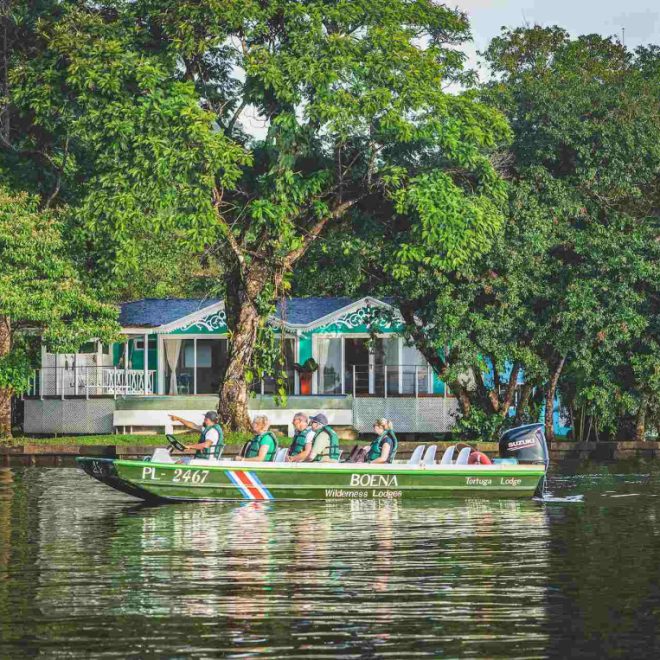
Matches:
[[24, 399, 115, 435], [352, 398, 460, 434]]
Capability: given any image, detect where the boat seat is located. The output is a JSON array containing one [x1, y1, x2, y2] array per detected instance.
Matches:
[[456, 447, 472, 464], [422, 445, 437, 465], [440, 445, 456, 465], [344, 445, 360, 462], [274, 448, 288, 462], [408, 445, 425, 465], [151, 448, 175, 464]]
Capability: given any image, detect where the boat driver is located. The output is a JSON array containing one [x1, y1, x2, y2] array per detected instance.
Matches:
[[167, 411, 224, 460], [287, 412, 315, 462], [307, 413, 341, 462]]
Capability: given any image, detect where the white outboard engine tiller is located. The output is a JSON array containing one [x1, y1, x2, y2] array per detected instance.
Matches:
[[499, 423, 549, 497]]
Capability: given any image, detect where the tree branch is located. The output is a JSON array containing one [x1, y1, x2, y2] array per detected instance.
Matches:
[[213, 186, 246, 270], [281, 197, 359, 271], [44, 134, 70, 209]]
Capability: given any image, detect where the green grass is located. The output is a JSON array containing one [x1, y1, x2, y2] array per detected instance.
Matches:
[[3, 432, 366, 448], [3, 431, 253, 447]]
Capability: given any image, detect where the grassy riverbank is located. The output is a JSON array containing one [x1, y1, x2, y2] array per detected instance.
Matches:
[[1, 432, 360, 448]]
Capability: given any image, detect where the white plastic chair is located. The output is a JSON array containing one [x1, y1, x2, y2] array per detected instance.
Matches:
[[422, 445, 438, 465], [408, 445, 425, 465], [274, 448, 288, 462], [151, 448, 175, 464], [456, 447, 472, 465], [440, 445, 456, 465]]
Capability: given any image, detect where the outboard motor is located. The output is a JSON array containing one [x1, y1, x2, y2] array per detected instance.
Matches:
[[499, 424, 549, 497]]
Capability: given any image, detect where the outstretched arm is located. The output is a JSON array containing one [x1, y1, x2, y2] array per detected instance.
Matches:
[[169, 414, 202, 432]]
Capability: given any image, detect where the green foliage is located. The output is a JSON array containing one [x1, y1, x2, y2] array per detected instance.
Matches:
[[293, 26, 660, 440], [3, 1, 247, 299], [0, 188, 118, 395], [294, 358, 318, 374]]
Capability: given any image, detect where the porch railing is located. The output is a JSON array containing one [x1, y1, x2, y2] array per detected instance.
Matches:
[[25, 367, 156, 399], [311, 364, 448, 398]]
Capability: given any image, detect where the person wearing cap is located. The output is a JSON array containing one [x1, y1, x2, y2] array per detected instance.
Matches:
[[307, 413, 340, 462], [287, 413, 315, 462], [168, 411, 224, 460]]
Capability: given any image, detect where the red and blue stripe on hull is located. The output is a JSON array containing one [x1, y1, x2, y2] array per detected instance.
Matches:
[[225, 470, 275, 500]]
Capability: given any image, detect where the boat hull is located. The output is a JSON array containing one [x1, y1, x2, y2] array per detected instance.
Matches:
[[77, 457, 546, 502]]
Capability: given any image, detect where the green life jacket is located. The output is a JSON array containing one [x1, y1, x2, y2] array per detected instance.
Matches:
[[290, 427, 312, 457], [195, 424, 225, 459], [366, 430, 398, 463], [244, 431, 278, 461], [312, 425, 340, 462]]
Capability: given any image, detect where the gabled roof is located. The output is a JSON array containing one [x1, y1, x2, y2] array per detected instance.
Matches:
[[274, 297, 359, 326], [118, 296, 395, 332], [119, 298, 221, 328]]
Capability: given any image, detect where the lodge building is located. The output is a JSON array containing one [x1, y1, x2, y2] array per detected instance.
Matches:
[[24, 297, 463, 436]]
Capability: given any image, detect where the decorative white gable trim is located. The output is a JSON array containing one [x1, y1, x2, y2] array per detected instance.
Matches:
[[154, 301, 226, 334], [313, 304, 402, 333], [177, 310, 227, 333], [279, 296, 399, 331]]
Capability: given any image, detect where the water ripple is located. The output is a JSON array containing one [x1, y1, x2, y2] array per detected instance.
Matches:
[[1, 466, 659, 658]]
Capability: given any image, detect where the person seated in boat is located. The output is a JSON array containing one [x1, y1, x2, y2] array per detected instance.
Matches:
[[468, 448, 492, 465], [287, 413, 315, 462], [307, 413, 341, 462], [365, 418, 398, 464], [167, 411, 224, 460], [236, 415, 279, 462], [455, 443, 493, 465]]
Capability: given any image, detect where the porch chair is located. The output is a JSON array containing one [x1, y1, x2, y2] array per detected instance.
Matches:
[[456, 447, 472, 465], [422, 445, 438, 465], [440, 445, 456, 465], [407, 445, 425, 465]]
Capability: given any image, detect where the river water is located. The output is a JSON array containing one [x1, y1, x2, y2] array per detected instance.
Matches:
[[1, 464, 659, 658]]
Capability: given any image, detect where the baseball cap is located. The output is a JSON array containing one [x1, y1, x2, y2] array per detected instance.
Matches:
[[309, 413, 328, 425], [204, 410, 219, 422]]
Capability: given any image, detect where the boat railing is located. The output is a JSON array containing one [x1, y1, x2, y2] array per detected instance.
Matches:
[[24, 367, 157, 399]]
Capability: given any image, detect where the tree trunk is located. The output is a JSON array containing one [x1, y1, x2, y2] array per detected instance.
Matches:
[[0, 315, 12, 438], [217, 278, 262, 431], [500, 363, 521, 418], [515, 380, 534, 425], [635, 395, 648, 443], [544, 356, 566, 444]]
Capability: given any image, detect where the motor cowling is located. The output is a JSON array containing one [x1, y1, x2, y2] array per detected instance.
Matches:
[[499, 423, 549, 469]]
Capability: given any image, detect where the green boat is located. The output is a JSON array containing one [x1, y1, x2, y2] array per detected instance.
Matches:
[[77, 424, 549, 502]]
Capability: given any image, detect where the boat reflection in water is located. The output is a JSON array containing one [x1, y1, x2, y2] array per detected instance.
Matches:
[[73, 495, 550, 656]]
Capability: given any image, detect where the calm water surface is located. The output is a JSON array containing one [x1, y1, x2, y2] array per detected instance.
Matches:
[[1, 464, 659, 658]]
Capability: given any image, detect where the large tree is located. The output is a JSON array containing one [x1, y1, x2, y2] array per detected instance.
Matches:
[[294, 28, 660, 443], [133, 0, 509, 428]]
